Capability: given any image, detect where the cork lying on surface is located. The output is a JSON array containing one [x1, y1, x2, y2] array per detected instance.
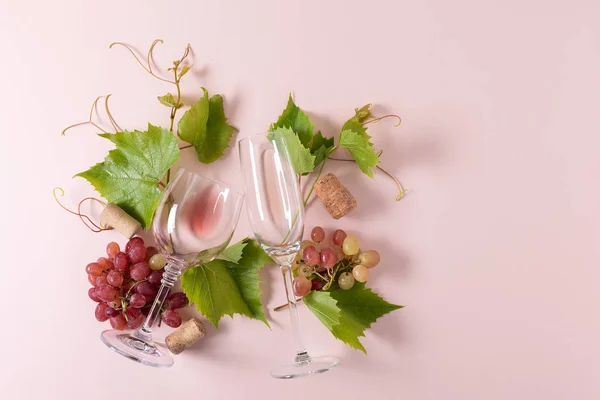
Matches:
[[314, 173, 357, 219], [100, 203, 141, 238], [165, 318, 206, 355]]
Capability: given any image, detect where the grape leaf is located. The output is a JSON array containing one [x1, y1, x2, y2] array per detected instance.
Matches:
[[179, 64, 192, 78], [304, 283, 402, 353], [181, 238, 272, 328], [269, 94, 314, 147], [310, 130, 335, 166], [339, 129, 379, 178], [342, 104, 373, 140], [75, 124, 179, 228], [158, 93, 180, 108], [177, 88, 235, 164], [302, 290, 340, 330], [268, 127, 316, 175], [216, 240, 247, 263]]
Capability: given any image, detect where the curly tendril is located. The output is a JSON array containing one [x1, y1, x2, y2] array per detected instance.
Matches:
[[109, 39, 175, 84], [53, 187, 112, 232]]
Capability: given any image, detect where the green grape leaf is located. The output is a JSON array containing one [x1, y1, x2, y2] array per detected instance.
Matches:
[[177, 88, 235, 164], [269, 94, 314, 147], [302, 290, 340, 330], [179, 64, 192, 78], [226, 238, 272, 327], [181, 238, 272, 328], [339, 129, 379, 178], [341, 104, 374, 140], [216, 239, 248, 263], [75, 124, 179, 228], [353, 103, 374, 123], [304, 283, 402, 353], [268, 127, 316, 175], [158, 93, 177, 108], [310, 130, 335, 166]]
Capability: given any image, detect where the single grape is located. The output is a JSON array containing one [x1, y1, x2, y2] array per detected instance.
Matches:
[[95, 303, 109, 322], [136, 281, 158, 298], [148, 254, 166, 271], [148, 270, 163, 286], [88, 287, 101, 302], [125, 237, 144, 253], [128, 244, 147, 264], [303, 246, 321, 267], [320, 247, 337, 269], [130, 262, 151, 281], [342, 235, 360, 256], [359, 250, 380, 268], [167, 292, 189, 310], [338, 272, 355, 290], [106, 242, 120, 259], [97, 257, 113, 270], [352, 265, 369, 282], [95, 273, 109, 286], [107, 270, 124, 287], [311, 278, 324, 291], [96, 284, 118, 302], [311, 226, 325, 243], [145, 246, 159, 261], [129, 293, 147, 308], [88, 274, 98, 286], [298, 263, 313, 278], [126, 313, 144, 329], [85, 262, 103, 276], [105, 307, 119, 318], [332, 229, 347, 246], [293, 276, 312, 296], [114, 252, 130, 272], [300, 240, 315, 250], [126, 307, 141, 319], [162, 309, 182, 328], [109, 314, 127, 330]]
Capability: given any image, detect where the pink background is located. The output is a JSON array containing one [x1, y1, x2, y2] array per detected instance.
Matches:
[[1, 0, 598, 399]]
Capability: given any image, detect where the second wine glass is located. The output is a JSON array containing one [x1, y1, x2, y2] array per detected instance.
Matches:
[[239, 133, 339, 379]]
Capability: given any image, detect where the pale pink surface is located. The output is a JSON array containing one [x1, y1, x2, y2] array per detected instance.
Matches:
[[1, 0, 599, 399]]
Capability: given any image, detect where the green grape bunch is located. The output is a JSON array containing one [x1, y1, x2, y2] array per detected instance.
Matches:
[[292, 226, 381, 296]]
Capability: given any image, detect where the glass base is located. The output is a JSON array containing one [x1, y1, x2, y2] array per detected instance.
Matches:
[[100, 330, 174, 368], [270, 356, 339, 379]]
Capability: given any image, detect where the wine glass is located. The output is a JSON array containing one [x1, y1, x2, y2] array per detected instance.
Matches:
[[100, 168, 243, 367], [238, 133, 339, 379]]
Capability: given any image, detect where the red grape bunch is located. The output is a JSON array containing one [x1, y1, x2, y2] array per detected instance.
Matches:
[[292, 226, 381, 296], [87, 236, 188, 330]]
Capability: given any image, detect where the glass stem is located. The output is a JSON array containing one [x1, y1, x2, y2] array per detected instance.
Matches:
[[280, 263, 310, 363], [133, 262, 185, 342]]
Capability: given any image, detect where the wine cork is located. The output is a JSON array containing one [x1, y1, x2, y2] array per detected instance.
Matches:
[[165, 318, 206, 355], [100, 203, 141, 238], [314, 173, 357, 219]]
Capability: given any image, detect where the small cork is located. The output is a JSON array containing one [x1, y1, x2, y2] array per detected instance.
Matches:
[[165, 318, 206, 355], [100, 203, 141, 238], [314, 173, 357, 219]]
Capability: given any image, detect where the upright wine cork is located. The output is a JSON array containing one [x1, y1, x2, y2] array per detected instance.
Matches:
[[100, 203, 141, 238], [165, 318, 206, 355], [315, 173, 357, 219]]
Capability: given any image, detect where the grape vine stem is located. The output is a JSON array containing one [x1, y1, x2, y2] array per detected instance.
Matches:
[[328, 155, 408, 201]]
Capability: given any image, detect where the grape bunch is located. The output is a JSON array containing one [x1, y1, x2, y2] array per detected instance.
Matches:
[[86, 237, 189, 330], [292, 226, 380, 296]]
